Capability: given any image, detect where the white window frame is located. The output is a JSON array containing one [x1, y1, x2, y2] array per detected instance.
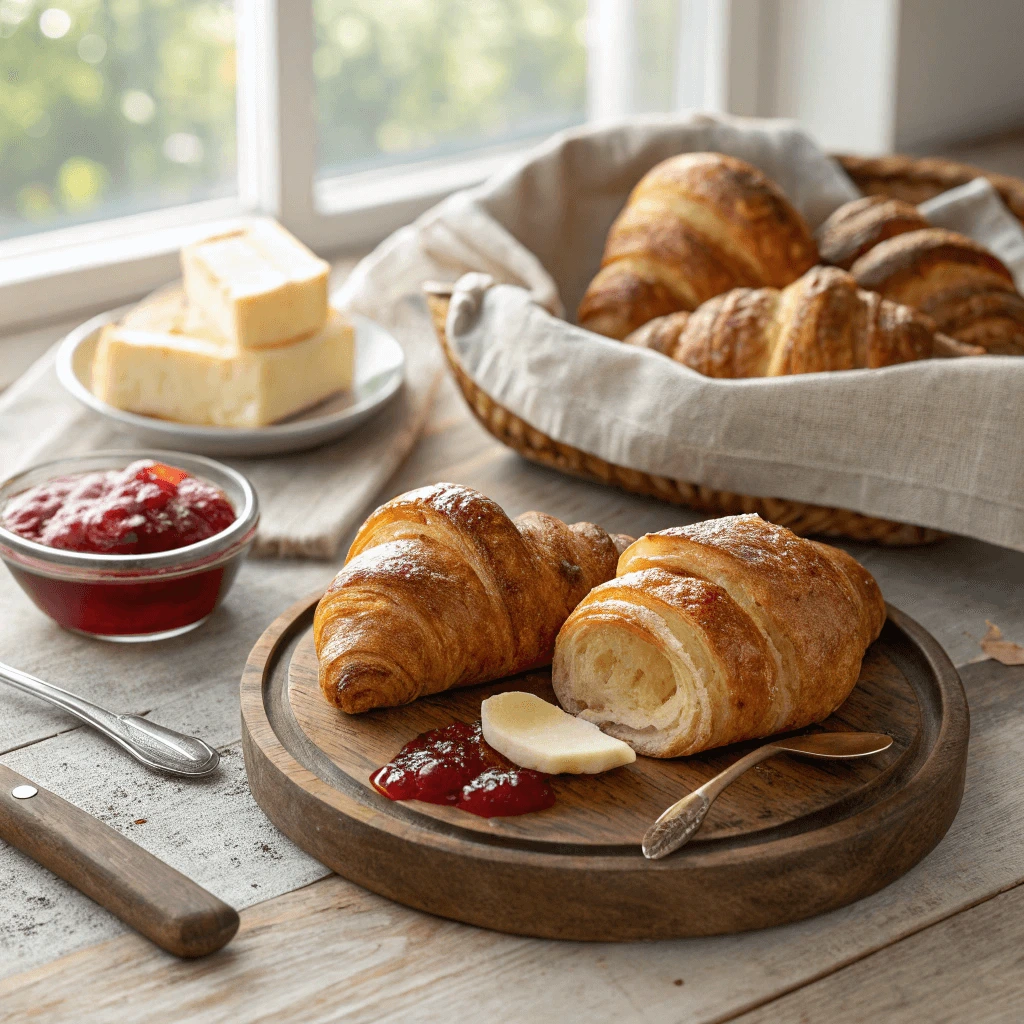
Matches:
[[0, 0, 745, 335]]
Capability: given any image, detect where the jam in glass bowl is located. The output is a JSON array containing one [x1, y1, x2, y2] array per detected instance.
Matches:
[[0, 451, 259, 641]]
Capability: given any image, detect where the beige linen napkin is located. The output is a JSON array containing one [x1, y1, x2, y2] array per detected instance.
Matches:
[[339, 112, 1024, 551], [0, 293, 443, 559], [919, 177, 1024, 288]]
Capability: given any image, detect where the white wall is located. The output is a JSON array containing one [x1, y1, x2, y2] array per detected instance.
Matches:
[[895, 0, 1024, 151], [761, 0, 901, 154], [751, 0, 1024, 156]]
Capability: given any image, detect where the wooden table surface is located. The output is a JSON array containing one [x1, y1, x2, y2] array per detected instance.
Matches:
[[3, 331, 1024, 1022]]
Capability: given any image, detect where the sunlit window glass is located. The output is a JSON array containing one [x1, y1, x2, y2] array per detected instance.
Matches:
[[313, 0, 590, 178], [0, 0, 237, 240]]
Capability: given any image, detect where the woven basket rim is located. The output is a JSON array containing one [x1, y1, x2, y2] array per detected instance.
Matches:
[[834, 151, 1024, 223]]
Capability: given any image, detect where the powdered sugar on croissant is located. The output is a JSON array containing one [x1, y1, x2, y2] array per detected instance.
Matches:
[[314, 483, 629, 714], [551, 514, 885, 757]]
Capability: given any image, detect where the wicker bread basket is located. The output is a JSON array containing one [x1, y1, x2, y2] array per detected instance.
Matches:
[[425, 153, 1024, 545]]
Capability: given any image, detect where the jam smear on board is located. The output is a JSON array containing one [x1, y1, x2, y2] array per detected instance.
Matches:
[[2, 460, 236, 555], [370, 720, 556, 818]]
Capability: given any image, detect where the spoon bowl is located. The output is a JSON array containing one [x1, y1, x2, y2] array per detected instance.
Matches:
[[772, 731, 893, 758]]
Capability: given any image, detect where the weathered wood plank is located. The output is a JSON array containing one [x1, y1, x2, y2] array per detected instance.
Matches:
[[731, 883, 1024, 1024], [0, 673, 329, 979], [1, 659, 1021, 1024]]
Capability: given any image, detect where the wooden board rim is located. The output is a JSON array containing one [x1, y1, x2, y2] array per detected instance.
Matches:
[[240, 592, 970, 939]]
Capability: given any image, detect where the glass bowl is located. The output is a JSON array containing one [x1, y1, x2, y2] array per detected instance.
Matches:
[[0, 450, 259, 642]]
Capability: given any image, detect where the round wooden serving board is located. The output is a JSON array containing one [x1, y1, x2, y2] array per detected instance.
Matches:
[[241, 594, 969, 941]]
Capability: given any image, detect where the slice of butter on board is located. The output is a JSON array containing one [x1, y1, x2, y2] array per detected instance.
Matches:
[[481, 691, 637, 774], [181, 220, 330, 350]]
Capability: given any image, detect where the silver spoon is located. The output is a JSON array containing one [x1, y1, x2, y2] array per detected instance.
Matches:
[[642, 731, 893, 860], [0, 661, 220, 778]]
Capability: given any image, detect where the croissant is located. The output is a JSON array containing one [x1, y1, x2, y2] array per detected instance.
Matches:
[[850, 228, 1024, 355], [817, 196, 1024, 354], [816, 194, 928, 270], [552, 514, 886, 758], [577, 153, 818, 340], [622, 265, 974, 377], [314, 483, 631, 714]]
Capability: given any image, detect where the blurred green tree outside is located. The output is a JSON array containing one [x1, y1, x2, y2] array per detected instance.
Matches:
[[313, 0, 588, 175], [1, 0, 592, 240], [0, 0, 237, 240], [1, 0, 681, 242]]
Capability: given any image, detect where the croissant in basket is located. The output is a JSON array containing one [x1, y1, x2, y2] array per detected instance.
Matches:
[[552, 514, 886, 758], [623, 265, 976, 377], [818, 195, 1024, 355], [816, 194, 929, 270], [314, 483, 631, 714], [577, 152, 818, 340]]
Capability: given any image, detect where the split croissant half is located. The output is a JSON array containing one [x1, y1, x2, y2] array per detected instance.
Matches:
[[314, 483, 631, 714], [578, 152, 818, 340], [818, 195, 1024, 354], [552, 514, 886, 758], [622, 265, 975, 377]]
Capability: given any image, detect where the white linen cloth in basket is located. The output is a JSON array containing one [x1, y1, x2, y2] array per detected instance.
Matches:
[[341, 112, 1024, 552]]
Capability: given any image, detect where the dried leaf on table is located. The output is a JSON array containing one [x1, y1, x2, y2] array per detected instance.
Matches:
[[980, 621, 1024, 666]]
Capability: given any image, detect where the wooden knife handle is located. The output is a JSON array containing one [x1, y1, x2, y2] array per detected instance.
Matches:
[[0, 763, 239, 958]]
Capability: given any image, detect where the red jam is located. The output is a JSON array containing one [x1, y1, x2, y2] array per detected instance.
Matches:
[[1, 461, 242, 638], [6, 562, 239, 638], [2, 460, 236, 555], [370, 720, 556, 818]]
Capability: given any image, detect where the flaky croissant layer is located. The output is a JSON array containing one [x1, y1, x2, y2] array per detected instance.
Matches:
[[623, 265, 970, 376], [817, 195, 1024, 355], [314, 483, 629, 714], [552, 514, 885, 758], [578, 152, 818, 341], [626, 264, 954, 376]]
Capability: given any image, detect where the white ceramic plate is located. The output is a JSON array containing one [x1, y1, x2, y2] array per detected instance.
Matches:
[[55, 307, 405, 457]]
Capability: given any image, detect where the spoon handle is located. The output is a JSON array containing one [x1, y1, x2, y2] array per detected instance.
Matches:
[[642, 745, 782, 860], [697, 743, 783, 803], [0, 763, 238, 957], [0, 661, 220, 778]]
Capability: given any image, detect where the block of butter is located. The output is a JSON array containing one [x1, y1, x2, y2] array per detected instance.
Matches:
[[181, 221, 330, 350], [93, 292, 354, 428]]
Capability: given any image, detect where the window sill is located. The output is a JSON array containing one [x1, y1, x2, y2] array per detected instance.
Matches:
[[0, 140, 541, 335], [307, 140, 547, 250], [0, 199, 255, 335]]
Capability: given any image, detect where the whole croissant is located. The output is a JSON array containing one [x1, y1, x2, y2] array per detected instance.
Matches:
[[622, 265, 970, 377], [552, 514, 886, 757], [314, 483, 630, 714], [577, 153, 818, 340], [818, 196, 1024, 354]]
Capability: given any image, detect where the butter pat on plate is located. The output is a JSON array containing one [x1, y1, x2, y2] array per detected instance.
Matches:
[[182, 221, 330, 349], [481, 692, 636, 774], [92, 299, 354, 428]]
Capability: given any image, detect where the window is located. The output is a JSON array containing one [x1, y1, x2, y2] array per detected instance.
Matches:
[[313, 0, 588, 180], [1, 0, 237, 240], [0, 0, 711, 332]]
